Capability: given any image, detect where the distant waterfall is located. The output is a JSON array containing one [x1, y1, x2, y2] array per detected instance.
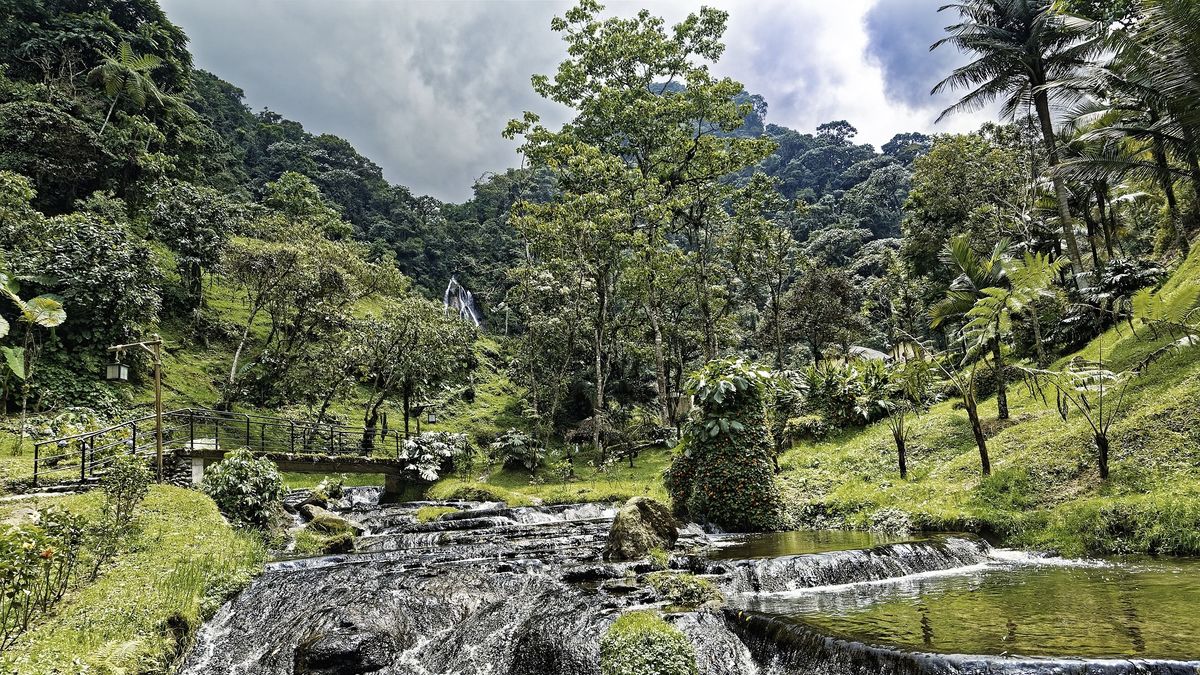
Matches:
[[444, 276, 482, 327]]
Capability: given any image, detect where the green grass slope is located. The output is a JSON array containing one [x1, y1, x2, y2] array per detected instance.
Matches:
[[0, 486, 264, 674], [778, 249, 1200, 556]]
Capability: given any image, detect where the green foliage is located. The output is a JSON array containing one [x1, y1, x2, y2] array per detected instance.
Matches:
[[801, 360, 892, 429], [0, 507, 86, 651], [488, 429, 544, 472], [425, 479, 535, 507], [668, 358, 783, 531], [101, 453, 151, 530], [0, 487, 265, 674], [399, 432, 472, 482], [647, 547, 669, 571], [201, 449, 284, 529], [600, 610, 698, 675], [644, 572, 724, 608]]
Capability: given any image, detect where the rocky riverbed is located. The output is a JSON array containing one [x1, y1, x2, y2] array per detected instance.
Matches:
[[179, 488, 1200, 675]]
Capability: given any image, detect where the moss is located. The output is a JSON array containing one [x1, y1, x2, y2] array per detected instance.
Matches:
[[600, 610, 698, 675], [645, 572, 724, 608], [416, 506, 459, 523], [0, 486, 265, 674], [293, 527, 355, 555], [425, 479, 534, 507], [307, 513, 355, 535], [648, 547, 670, 571]]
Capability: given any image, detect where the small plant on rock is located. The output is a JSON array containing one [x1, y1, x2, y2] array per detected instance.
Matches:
[[102, 454, 152, 530], [645, 572, 724, 608], [600, 610, 698, 675]]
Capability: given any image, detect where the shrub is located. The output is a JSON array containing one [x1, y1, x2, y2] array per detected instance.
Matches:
[[0, 508, 87, 650], [645, 572, 723, 608], [399, 432, 472, 481], [801, 360, 891, 429], [785, 414, 830, 442], [488, 429, 544, 472], [667, 358, 784, 531], [101, 454, 152, 529], [201, 449, 284, 529], [600, 611, 698, 675]]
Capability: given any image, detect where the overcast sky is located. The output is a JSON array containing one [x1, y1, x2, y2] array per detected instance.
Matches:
[[161, 0, 994, 202]]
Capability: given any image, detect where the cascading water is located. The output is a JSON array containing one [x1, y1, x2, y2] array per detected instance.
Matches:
[[180, 491, 1200, 674], [444, 277, 482, 328]]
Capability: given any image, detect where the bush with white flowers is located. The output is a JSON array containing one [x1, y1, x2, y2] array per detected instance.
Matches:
[[398, 432, 472, 481]]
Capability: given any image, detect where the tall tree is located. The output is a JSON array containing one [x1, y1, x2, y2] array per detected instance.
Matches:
[[933, 0, 1102, 288]]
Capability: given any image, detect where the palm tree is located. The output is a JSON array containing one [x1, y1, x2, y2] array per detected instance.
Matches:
[[88, 42, 168, 134], [931, 235, 1014, 419], [933, 0, 1103, 289]]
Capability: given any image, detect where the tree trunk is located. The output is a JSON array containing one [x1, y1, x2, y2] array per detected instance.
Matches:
[[1081, 206, 1103, 269], [992, 322, 1009, 421], [1034, 91, 1086, 289], [1151, 129, 1190, 259], [894, 427, 908, 480], [645, 303, 671, 425], [402, 376, 412, 439], [361, 404, 380, 453], [965, 398, 991, 477], [1029, 302, 1047, 366], [1095, 184, 1115, 259], [99, 93, 120, 135], [593, 274, 608, 457], [1095, 433, 1110, 481], [225, 303, 264, 408]]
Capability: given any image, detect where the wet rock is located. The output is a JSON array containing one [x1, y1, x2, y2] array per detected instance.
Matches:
[[294, 630, 396, 674], [603, 496, 678, 561], [300, 504, 365, 536]]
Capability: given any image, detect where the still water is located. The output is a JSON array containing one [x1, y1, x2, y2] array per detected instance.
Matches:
[[708, 529, 916, 560], [734, 553, 1200, 660]]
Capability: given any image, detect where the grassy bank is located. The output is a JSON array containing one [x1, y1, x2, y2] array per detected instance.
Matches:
[[775, 251, 1200, 556], [0, 486, 265, 674]]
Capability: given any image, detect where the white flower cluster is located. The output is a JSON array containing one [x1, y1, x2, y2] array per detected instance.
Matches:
[[399, 432, 470, 481]]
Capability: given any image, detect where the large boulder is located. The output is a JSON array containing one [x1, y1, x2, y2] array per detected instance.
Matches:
[[604, 497, 678, 562], [294, 629, 396, 674]]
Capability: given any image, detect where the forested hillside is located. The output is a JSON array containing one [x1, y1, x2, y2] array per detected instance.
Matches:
[[2, 0, 1200, 672]]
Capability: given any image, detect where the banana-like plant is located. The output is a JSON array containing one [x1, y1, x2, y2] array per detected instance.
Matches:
[[1, 268, 66, 455]]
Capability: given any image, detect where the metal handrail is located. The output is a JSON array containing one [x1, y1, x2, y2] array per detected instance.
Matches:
[[30, 407, 415, 487]]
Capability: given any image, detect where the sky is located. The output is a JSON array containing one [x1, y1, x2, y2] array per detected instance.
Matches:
[[161, 0, 994, 202]]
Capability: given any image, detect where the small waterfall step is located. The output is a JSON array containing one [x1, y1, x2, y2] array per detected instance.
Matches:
[[726, 611, 1200, 675], [699, 534, 992, 594]]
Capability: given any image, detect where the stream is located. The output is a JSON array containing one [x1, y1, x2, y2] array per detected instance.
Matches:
[[180, 488, 1200, 674]]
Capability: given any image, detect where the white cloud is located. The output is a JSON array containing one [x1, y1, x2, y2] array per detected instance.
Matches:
[[163, 0, 996, 200]]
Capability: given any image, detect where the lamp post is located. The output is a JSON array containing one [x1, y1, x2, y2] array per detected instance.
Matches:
[[107, 335, 164, 482]]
